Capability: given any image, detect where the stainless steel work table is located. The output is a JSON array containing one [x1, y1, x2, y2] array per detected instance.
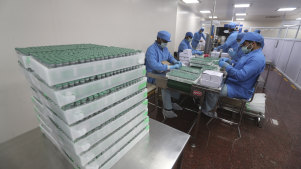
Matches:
[[0, 119, 190, 169], [147, 72, 222, 147]]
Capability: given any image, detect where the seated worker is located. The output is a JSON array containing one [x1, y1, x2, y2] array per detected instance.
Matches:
[[178, 32, 203, 55], [227, 32, 246, 64], [145, 30, 183, 118], [202, 32, 266, 117], [215, 22, 239, 53], [192, 27, 206, 50]]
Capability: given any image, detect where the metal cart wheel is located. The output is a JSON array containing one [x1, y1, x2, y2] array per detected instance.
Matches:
[[256, 117, 263, 128]]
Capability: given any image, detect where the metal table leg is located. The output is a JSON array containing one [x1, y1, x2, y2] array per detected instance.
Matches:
[[263, 63, 272, 90]]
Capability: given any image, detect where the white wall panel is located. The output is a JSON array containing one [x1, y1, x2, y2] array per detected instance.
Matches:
[[285, 41, 301, 81], [275, 40, 294, 72]]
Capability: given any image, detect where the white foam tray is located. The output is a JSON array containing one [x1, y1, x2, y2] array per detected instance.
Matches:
[[31, 77, 147, 125], [41, 88, 147, 141], [35, 98, 148, 155], [98, 130, 148, 169], [23, 65, 146, 107], [18, 52, 145, 86], [86, 126, 149, 169], [37, 105, 148, 167], [40, 121, 149, 169]]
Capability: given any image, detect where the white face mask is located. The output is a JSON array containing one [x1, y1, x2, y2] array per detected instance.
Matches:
[[160, 42, 167, 48], [188, 38, 192, 42]]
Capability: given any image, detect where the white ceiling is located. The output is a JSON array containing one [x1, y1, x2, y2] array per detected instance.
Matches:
[[179, 0, 301, 22]]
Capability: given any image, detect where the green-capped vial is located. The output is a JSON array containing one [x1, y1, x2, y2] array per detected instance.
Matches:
[[63, 83, 69, 89]]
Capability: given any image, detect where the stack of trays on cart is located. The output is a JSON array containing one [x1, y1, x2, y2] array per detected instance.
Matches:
[[16, 44, 150, 169]]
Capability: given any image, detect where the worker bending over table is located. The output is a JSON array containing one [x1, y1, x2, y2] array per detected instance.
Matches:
[[215, 22, 239, 53], [202, 32, 266, 117], [192, 27, 206, 50], [145, 31, 183, 119], [178, 32, 203, 55]]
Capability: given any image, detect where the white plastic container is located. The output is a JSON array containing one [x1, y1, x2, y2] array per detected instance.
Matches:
[[44, 89, 147, 141], [31, 77, 147, 125], [34, 98, 148, 155], [23, 66, 146, 107], [18, 52, 145, 86], [37, 105, 148, 166], [86, 125, 149, 169]]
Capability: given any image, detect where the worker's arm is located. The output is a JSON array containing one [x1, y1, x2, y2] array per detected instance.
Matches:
[[167, 51, 177, 64], [145, 49, 168, 72], [226, 59, 262, 81], [201, 33, 206, 41]]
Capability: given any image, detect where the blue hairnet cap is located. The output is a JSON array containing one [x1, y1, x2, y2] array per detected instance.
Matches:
[[239, 32, 264, 48], [228, 22, 237, 29], [254, 29, 261, 34], [185, 32, 193, 38], [237, 33, 246, 40], [157, 31, 171, 42], [200, 27, 205, 31], [244, 29, 248, 32]]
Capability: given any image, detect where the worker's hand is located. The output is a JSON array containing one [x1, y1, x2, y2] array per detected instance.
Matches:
[[196, 51, 204, 55], [228, 48, 236, 57], [168, 63, 181, 70], [174, 63, 182, 69], [220, 57, 232, 64], [174, 61, 182, 66], [218, 60, 230, 68], [214, 47, 219, 51]]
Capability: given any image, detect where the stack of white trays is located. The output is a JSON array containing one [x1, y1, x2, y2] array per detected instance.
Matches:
[[16, 44, 149, 169]]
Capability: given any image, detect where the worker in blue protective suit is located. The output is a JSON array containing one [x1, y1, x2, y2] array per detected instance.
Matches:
[[227, 32, 246, 64], [254, 29, 261, 34], [192, 27, 206, 50], [145, 31, 183, 119], [244, 29, 248, 33], [214, 22, 239, 53], [201, 32, 265, 118], [178, 32, 203, 55]]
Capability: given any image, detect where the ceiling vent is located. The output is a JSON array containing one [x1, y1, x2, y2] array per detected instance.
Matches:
[[265, 15, 281, 18]]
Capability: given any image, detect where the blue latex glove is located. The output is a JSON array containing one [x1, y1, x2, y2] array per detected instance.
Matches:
[[214, 47, 218, 51], [218, 60, 230, 68], [169, 64, 181, 70], [228, 48, 236, 57], [174, 63, 182, 69], [175, 61, 182, 66], [219, 57, 231, 64]]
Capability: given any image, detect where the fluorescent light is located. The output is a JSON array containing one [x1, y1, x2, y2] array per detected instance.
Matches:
[[234, 4, 250, 8], [296, 18, 301, 20], [236, 18, 245, 21], [236, 13, 247, 16], [183, 0, 199, 3], [277, 8, 296, 11], [200, 10, 211, 14], [283, 24, 295, 27], [209, 16, 218, 19]]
